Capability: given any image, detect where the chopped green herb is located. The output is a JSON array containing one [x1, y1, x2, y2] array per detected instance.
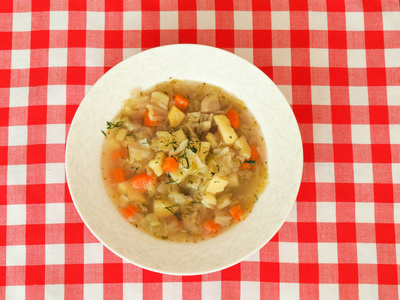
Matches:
[[106, 121, 124, 129], [164, 204, 182, 221], [101, 130, 107, 137]]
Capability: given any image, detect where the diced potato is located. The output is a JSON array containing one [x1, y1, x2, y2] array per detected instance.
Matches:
[[227, 172, 239, 187], [206, 175, 229, 194], [148, 152, 166, 177], [172, 128, 187, 144], [151, 91, 169, 109], [217, 193, 231, 209], [116, 181, 147, 204], [202, 193, 217, 208], [169, 168, 189, 183], [233, 136, 251, 159], [153, 199, 178, 219], [168, 105, 186, 127], [115, 128, 128, 142], [206, 133, 219, 149], [214, 115, 238, 146], [105, 138, 121, 151], [197, 142, 210, 161]]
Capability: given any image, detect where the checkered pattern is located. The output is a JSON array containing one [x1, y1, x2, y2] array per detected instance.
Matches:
[[1, 0, 399, 299]]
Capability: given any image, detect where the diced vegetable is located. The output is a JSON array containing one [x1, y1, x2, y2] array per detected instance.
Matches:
[[226, 108, 240, 129], [116, 181, 147, 204], [206, 132, 219, 149], [251, 145, 260, 160], [240, 144, 260, 170], [214, 115, 238, 146], [111, 148, 126, 161], [154, 199, 179, 219], [173, 129, 187, 144], [110, 168, 126, 183], [206, 175, 229, 194], [233, 136, 251, 159], [217, 193, 232, 209], [229, 204, 245, 222], [163, 156, 179, 173], [130, 173, 157, 192], [227, 172, 239, 187], [169, 168, 189, 183], [196, 142, 210, 161], [148, 152, 166, 177], [144, 110, 159, 126], [203, 218, 220, 234], [202, 193, 217, 208], [115, 128, 128, 142], [168, 105, 186, 127], [173, 94, 189, 110], [151, 91, 169, 109], [122, 204, 139, 219]]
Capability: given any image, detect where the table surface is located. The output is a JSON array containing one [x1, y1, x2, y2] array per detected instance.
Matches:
[[1, 0, 400, 299]]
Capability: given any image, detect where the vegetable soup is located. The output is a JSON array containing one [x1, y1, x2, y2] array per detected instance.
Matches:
[[101, 80, 268, 242]]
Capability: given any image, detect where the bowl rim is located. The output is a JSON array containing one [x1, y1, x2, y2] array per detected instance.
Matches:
[[65, 44, 303, 275]]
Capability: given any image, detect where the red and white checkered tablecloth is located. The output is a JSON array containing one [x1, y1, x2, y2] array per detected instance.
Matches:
[[1, 0, 399, 299]]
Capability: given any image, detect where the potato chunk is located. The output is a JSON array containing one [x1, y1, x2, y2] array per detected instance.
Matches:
[[202, 193, 217, 208], [206, 175, 229, 194], [168, 105, 185, 127], [172, 128, 187, 144], [154, 199, 178, 219], [233, 135, 251, 159], [148, 152, 166, 177], [169, 168, 189, 183], [196, 142, 210, 161], [214, 115, 238, 146]]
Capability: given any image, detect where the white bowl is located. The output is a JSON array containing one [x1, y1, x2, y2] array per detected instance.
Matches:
[[65, 44, 303, 275]]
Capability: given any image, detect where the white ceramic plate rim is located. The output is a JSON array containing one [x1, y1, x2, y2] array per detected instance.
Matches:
[[65, 44, 303, 275]]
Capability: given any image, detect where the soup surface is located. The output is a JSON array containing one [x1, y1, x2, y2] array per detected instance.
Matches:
[[101, 80, 267, 242]]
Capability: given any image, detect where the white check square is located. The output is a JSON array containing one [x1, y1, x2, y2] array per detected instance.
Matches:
[[202, 282, 221, 300], [382, 12, 400, 31], [11, 49, 30, 69], [313, 124, 333, 144], [385, 49, 400, 68], [160, 11, 179, 30], [272, 48, 291, 66], [7, 165, 27, 186], [347, 49, 366, 68], [48, 48, 68, 67], [316, 202, 336, 223], [163, 282, 182, 300], [392, 163, 400, 184], [353, 163, 373, 183], [318, 243, 338, 263], [123, 283, 143, 299], [46, 163, 65, 184], [278, 85, 292, 105], [308, 11, 328, 30], [349, 86, 368, 105], [84, 284, 103, 300], [45, 285, 64, 300], [235, 48, 253, 63], [234, 11, 253, 30], [386, 86, 400, 106], [45, 244, 65, 265], [86, 48, 104, 67], [6, 245, 26, 266], [279, 242, 299, 263], [49, 11, 68, 30], [345, 12, 364, 31], [47, 85, 67, 105], [315, 162, 335, 183], [355, 202, 375, 223], [310, 48, 329, 67], [357, 243, 377, 264], [46, 124, 66, 144], [8, 126, 27, 146], [280, 283, 299, 300], [319, 284, 339, 300], [84, 243, 104, 264], [311, 86, 331, 105], [6, 204, 26, 225], [351, 124, 371, 144], [46, 203, 65, 224], [123, 11, 141, 30], [12, 13, 31, 32], [123, 48, 141, 60], [197, 11, 215, 30], [359, 284, 378, 300], [87, 11, 105, 30], [6, 286, 25, 300], [241, 281, 260, 300], [9, 87, 29, 108], [271, 11, 290, 30]]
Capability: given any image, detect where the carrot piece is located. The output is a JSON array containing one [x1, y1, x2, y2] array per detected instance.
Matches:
[[250, 145, 260, 160], [203, 218, 220, 234], [110, 168, 126, 183], [162, 156, 179, 173], [173, 94, 189, 110], [144, 110, 159, 126], [226, 108, 240, 129], [240, 144, 260, 170], [130, 173, 156, 193], [122, 204, 139, 219], [229, 204, 245, 222], [111, 148, 126, 161]]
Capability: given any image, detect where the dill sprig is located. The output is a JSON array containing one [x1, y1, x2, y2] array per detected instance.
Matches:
[[106, 121, 124, 129], [101, 130, 107, 137], [164, 204, 182, 221]]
